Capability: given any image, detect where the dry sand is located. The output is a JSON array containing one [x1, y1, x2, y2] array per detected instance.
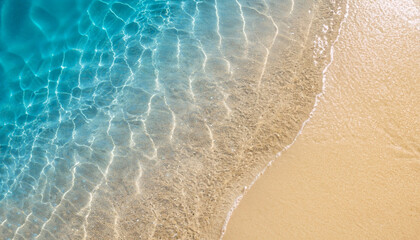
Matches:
[[224, 0, 420, 239]]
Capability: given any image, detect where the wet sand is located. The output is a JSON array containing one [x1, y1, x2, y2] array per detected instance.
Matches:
[[0, 1, 349, 239], [224, 0, 420, 239], [99, 2, 348, 239]]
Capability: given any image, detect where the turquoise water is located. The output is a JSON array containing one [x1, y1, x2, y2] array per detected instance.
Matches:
[[0, 0, 337, 239], [1, 0, 191, 237]]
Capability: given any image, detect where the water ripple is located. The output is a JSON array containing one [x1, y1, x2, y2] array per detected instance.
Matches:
[[0, 0, 346, 239]]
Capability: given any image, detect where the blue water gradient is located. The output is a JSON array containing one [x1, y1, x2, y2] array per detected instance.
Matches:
[[0, 0, 159, 199], [1, 0, 208, 237], [0, 0, 328, 238]]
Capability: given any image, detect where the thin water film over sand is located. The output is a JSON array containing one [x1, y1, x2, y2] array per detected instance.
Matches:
[[224, 0, 420, 238], [0, 0, 346, 239]]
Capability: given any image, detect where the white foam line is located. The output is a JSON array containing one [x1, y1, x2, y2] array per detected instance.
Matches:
[[219, 1, 349, 239]]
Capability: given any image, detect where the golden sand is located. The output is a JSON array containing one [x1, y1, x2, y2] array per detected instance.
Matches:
[[99, 2, 348, 239], [224, 0, 420, 239], [41, 2, 347, 239]]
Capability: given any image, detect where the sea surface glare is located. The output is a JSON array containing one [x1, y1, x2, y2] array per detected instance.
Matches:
[[0, 0, 346, 239]]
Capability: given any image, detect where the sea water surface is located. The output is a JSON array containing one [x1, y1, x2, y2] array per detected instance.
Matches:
[[0, 0, 346, 239]]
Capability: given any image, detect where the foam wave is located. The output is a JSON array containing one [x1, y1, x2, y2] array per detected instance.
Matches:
[[0, 0, 347, 239], [220, 1, 350, 238]]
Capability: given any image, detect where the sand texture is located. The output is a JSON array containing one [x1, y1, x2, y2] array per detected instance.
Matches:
[[0, 1, 348, 239], [224, 0, 420, 239]]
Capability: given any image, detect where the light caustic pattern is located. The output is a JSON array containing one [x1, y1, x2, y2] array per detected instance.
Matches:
[[0, 0, 342, 239]]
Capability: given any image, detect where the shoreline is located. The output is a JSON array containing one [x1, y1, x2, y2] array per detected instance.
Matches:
[[120, 1, 351, 238], [0, 1, 356, 239], [220, 2, 350, 238], [223, 0, 420, 238]]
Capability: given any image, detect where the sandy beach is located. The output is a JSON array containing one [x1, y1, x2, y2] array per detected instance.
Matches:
[[224, 0, 420, 239], [1, 0, 417, 239], [0, 1, 349, 239]]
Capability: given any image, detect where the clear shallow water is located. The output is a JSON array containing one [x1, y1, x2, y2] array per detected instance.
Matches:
[[1, 0, 182, 202], [0, 0, 344, 239], [224, 0, 420, 238]]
